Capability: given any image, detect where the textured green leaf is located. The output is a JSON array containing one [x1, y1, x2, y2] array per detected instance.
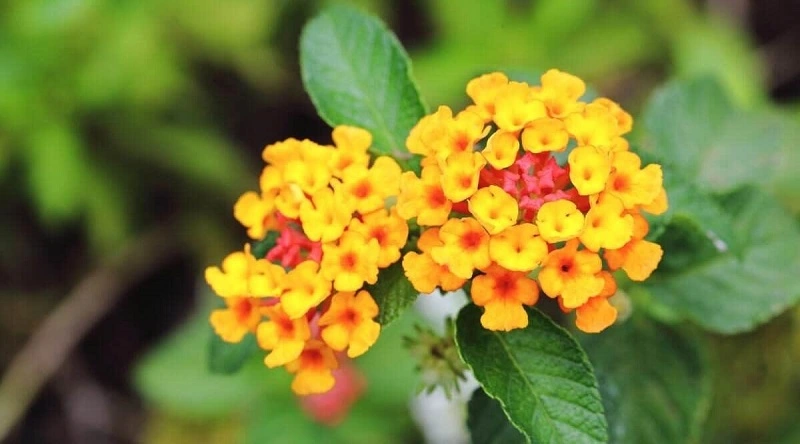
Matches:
[[364, 261, 418, 326], [300, 4, 426, 166], [455, 304, 608, 444], [467, 388, 526, 444], [648, 165, 743, 265], [208, 332, 259, 375], [580, 316, 712, 444], [641, 77, 800, 206], [645, 187, 800, 334]]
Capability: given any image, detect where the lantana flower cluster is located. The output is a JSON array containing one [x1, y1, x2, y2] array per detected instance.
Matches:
[[205, 127, 407, 395], [398, 69, 667, 333], [204, 68, 668, 396]]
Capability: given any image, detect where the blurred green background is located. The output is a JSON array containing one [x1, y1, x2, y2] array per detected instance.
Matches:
[[1, 0, 798, 443]]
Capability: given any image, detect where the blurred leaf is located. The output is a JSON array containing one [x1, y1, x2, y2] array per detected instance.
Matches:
[[23, 123, 89, 226], [364, 261, 419, 326], [135, 125, 251, 198], [645, 187, 800, 334], [300, 4, 426, 167], [467, 388, 525, 444], [641, 77, 733, 179], [83, 162, 132, 255], [77, 8, 186, 110], [134, 296, 270, 419], [164, 0, 276, 56], [641, 77, 800, 210], [673, 18, 766, 107], [579, 316, 712, 444], [455, 304, 607, 444], [208, 332, 259, 375]]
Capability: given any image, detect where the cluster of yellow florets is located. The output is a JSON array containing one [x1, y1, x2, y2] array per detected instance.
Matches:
[[205, 127, 407, 395], [398, 69, 668, 333]]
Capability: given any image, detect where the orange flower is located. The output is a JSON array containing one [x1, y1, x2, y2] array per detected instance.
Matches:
[[318, 291, 381, 358], [210, 297, 262, 343], [286, 340, 339, 395], [257, 304, 311, 367], [538, 240, 604, 308], [402, 228, 467, 293], [471, 265, 539, 331], [321, 231, 381, 292], [430, 218, 491, 279]]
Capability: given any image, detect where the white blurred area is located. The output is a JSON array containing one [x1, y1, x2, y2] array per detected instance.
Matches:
[[409, 290, 479, 444]]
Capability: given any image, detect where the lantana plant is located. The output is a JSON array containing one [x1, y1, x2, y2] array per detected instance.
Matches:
[[201, 5, 800, 443]]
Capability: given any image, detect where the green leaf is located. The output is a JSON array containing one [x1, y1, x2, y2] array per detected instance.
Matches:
[[364, 261, 419, 326], [649, 166, 743, 266], [467, 388, 526, 444], [299, 4, 426, 167], [641, 77, 800, 208], [645, 187, 800, 334], [455, 304, 608, 444], [579, 316, 712, 444], [641, 77, 733, 182], [251, 230, 280, 259], [134, 298, 268, 419], [23, 123, 90, 226], [208, 332, 259, 375]]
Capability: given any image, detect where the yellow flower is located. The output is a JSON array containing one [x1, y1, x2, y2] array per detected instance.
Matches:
[[274, 183, 309, 219], [321, 231, 381, 292], [641, 187, 669, 215], [471, 264, 539, 331], [430, 218, 491, 279], [329, 126, 372, 178], [342, 156, 402, 214], [396, 165, 452, 226], [468, 185, 519, 235], [257, 304, 311, 368], [568, 146, 612, 196], [348, 208, 409, 268], [280, 260, 331, 319], [539, 240, 605, 308], [482, 130, 520, 169], [440, 151, 487, 203], [205, 246, 286, 298], [535, 199, 585, 243], [489, 223, 548, 272], [402, 228, 466, 293], [406, 106, 453, 157], [210, 297, 262, 343], [318, 290, 381, 358], [262, 138, 303, 167], [604, 213, 663, 281], [299, 187, 354, 243], [285, 340, 339, 395], [235, 165, 282, 239], [520, 118, 569, 153], [579, 194, 634, 252], [605, 151, 663, 209], [493, 81, 548, 131], [466, 72, 509, 120], [564, 103, 619, 150], [592, 98, 633, 135], [532, 69, 586, 118], [283, 154, 332, 195]]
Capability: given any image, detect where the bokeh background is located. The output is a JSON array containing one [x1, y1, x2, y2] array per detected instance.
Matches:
[[1, 0, 799, 443]]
